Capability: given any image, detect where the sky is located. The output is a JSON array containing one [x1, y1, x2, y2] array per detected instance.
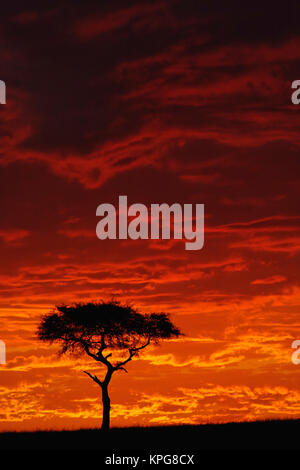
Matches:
[[0, 0, 300, 431]]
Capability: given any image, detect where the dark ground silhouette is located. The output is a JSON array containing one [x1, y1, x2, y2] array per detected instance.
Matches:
[[0, 419, 299, 450]]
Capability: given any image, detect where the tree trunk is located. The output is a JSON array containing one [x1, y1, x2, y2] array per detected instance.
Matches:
[[101, 382, 111, 431]]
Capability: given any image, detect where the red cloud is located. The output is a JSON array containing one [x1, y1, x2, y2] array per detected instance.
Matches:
[[0, 229, 29, 243], [74, 3, 166, 39], [251, 275, 287, 285]]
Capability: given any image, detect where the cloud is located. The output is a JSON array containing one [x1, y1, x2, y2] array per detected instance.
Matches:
[[73, 3, 167, 39], [251, 275, 287, 285], [0, 229, 29, 244]]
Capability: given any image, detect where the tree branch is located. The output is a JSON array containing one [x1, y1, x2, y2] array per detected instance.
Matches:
[[98, 333, 107, 354], [76, 335, 114, 373], [82, 370, 102, 387], [114, 335, 151, 371], [83, 343, 100, 362]]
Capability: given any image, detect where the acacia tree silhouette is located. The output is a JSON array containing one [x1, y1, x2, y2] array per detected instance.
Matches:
[[37, 301, 182, 430]]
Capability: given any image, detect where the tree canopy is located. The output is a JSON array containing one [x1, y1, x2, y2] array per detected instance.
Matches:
[[37, 300, 181, 358]]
